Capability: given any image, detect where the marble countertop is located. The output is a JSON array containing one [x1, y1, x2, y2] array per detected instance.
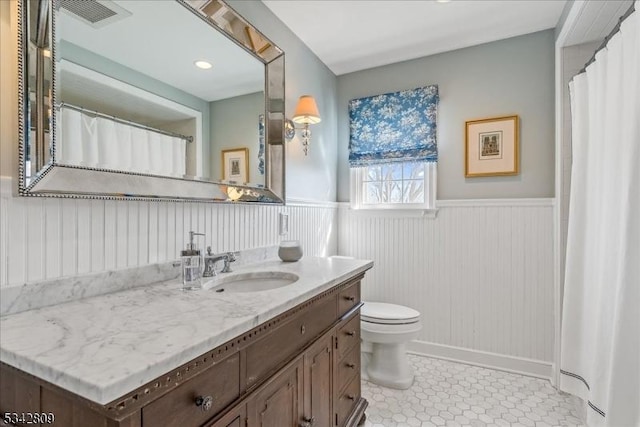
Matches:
[[0, 256, 372, 405]]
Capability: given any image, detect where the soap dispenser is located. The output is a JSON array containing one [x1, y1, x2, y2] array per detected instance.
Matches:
[[181, 231, 205, 290]]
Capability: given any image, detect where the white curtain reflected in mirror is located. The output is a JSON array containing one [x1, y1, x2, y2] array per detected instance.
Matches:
[[57, 106, 187, 177]]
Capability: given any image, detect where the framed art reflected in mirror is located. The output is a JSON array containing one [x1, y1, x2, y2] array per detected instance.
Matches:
[[222, 148, 249, 183]]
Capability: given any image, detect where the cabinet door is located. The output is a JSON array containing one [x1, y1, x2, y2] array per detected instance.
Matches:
[[208, 404, 246, 427], [247, 358, 303, 427], [303, 331, 333, 427]]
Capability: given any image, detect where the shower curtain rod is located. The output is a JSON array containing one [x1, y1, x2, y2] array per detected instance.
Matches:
[[578, 2, 636, 75], [56, 102, 194, 143]]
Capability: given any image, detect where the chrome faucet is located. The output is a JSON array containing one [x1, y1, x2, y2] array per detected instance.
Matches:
[[203, 247, 238, 277]]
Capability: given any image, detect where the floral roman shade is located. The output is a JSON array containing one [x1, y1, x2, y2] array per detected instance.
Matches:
[[348, 85, 439, 167]]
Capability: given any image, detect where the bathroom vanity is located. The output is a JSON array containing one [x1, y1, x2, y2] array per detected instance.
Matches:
[[0, 257, 372, 427]]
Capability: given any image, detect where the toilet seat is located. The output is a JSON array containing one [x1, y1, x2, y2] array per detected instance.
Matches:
[[361, 302, 420, 325]]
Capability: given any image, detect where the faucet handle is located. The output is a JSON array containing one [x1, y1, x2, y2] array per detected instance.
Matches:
[[221, 252, 238, 273]]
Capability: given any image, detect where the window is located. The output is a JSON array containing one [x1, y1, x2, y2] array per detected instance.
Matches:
[[348, 85, 439, 211], [350, 161, 436, 209]]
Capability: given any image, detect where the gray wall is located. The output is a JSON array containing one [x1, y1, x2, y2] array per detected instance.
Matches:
[[0, 0, 14, 179], [229, 0, 339, 202], [336, 30, 555, 201], [210, 92, 263, 184]]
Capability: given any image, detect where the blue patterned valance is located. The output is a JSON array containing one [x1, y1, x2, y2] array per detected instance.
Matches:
[[348, 85, 438, 167]]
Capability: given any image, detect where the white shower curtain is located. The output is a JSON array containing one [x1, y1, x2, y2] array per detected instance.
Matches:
[[561, 3, 639, 427], [57, 107, 187, 177]]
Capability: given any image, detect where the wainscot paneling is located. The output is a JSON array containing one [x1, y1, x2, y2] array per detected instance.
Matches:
[[0, 178, 338, 288], [338, 199, 555, 377]]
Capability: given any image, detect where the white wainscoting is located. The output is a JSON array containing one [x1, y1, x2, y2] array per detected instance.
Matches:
[[0, 178, 338, 288], [339, 199, 555, 378]]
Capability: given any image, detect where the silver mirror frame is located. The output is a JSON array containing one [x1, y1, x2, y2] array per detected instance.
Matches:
[[17, 0, 286, 203]]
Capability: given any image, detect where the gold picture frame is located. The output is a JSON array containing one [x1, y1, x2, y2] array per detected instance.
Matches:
[[465, 115, 519, 177], [222, 148, 249, 183]]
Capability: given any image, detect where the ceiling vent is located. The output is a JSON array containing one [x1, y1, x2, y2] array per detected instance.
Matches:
[[59, 0, 132, 29]]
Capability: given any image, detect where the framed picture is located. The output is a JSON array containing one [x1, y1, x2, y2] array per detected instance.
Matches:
[[465, 115, 519, 177], [222, 148, 249, 183]]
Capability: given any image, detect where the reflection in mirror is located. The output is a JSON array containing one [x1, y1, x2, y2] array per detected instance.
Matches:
[[55, 0, 264, 182], [18, 0, 285, 202]]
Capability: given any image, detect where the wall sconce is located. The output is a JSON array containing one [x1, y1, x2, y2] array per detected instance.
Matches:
[[287, 95, 321, 155]]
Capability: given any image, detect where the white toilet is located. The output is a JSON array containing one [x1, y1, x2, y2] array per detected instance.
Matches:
[[361, 302, 422, 390]]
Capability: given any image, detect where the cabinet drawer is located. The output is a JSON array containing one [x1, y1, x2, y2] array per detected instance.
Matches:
[[336, 313, 360, 360], [337, 281, 361, 317], [143, 353, 240, 427], [337, 343, 360, 393], [246, 297, 337, 388], [336, 375, 361, 427]]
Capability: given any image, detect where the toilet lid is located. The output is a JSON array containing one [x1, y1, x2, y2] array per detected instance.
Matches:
[[361, 302, 421, 325]]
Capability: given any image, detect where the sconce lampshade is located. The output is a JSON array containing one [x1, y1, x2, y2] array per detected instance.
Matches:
[[292, 95, 321, 125]]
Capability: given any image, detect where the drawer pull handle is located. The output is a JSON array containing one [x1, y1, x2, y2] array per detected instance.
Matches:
[[195, 395, 213, 412], [301, 325, 306, 335], [347, 394, 356, 401], [300, 416, 315, 427], [346, 330, 356, 336], [344, 296, 355, 301], [346, 363, 356, 369]]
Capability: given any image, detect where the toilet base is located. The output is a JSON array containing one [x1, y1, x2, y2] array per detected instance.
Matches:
[[365, 342, 414, 389]]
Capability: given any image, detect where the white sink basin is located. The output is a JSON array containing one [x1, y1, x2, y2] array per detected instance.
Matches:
[[207, 271, 299, 293]]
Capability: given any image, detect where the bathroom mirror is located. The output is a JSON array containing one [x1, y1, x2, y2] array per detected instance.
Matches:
[[18, 0, 286, 202]]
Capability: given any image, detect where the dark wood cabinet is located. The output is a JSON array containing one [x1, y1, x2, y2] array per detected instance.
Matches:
[[246, 296, 336, 389], [335, 375, 362, 427], [142, 353, 240, 427], [334, 312, 363, 427], [247, 358, 304, 427], [1, 274, 368, 427], [208, 404, 245, 427], [303, 330, 334, 427]]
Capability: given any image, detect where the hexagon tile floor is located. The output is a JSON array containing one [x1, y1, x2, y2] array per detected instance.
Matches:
[[362, 354, 584, 427]]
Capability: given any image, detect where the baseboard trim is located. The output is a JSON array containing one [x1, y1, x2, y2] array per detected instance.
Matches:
[[407, 340, 553, 380]]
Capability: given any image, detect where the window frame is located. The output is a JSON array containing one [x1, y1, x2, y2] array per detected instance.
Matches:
[[350, 161, 437, 213]]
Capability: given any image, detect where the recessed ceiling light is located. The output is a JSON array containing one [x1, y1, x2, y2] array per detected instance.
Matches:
[[436, 0, 451, 3], [194, 60, 212, 70]]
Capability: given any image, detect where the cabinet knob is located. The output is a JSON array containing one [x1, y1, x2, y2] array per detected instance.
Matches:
[[299, 416, 315, 427], [347, 394, 356, 401], [346, 330, 356, 337], [301, 325, 306, 335], [195, 395, 213, 412], [344, 295, 355, 301], [346, 363, 356, 369]]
